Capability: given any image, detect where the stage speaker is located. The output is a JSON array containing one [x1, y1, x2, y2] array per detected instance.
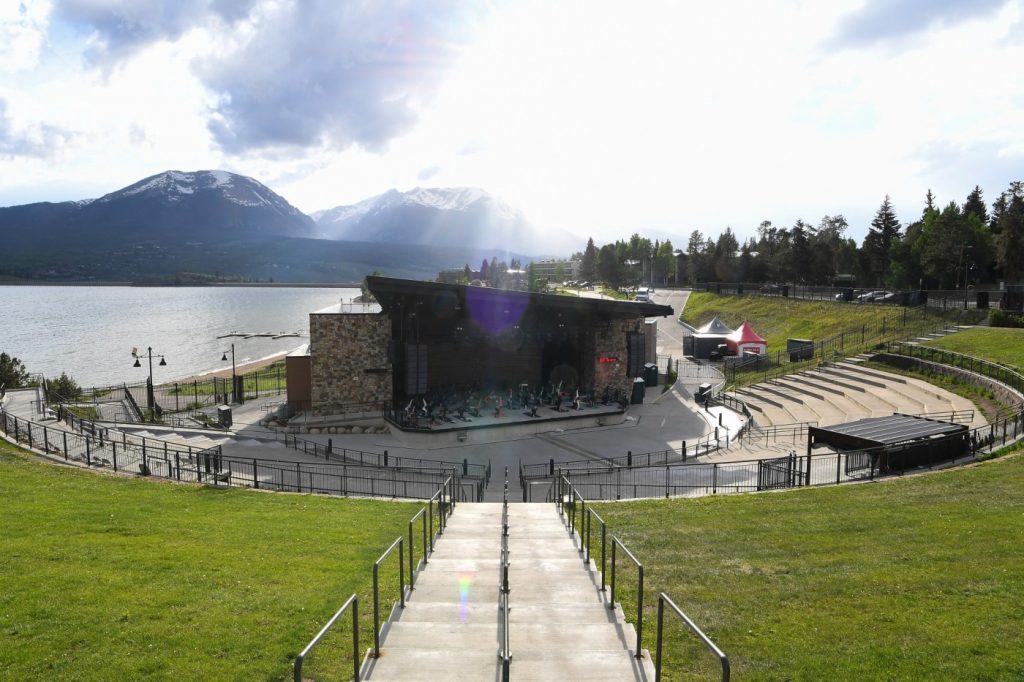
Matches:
[[405, 344, 428, 395]]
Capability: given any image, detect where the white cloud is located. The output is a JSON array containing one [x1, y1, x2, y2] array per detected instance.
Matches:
[[0, 1, 50, 73], [0, 0, 1021, 250]]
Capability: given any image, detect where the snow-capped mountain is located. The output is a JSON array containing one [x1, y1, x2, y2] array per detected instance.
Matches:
[[313, 187, 572, 255]]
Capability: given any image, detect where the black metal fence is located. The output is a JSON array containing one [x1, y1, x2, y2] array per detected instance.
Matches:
[[1, 408, 475, 501], [68, 362, 289, 421], [550, 407, 1024, 501]]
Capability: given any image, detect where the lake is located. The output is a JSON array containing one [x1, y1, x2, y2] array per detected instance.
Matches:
[[0, 286, 359, 388]]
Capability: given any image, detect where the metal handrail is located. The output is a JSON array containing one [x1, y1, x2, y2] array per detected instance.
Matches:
[[611, 536, 644, 660], [293, 593, 359, 682], [655, 592, 730, 681], [500, 466, 511, 680], [371, 536, 405, 658], [408, 507, 429, 590]]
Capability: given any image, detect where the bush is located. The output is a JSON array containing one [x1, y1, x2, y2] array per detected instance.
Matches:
[[47, 373, 83, 402], [988, 309, 1024, 328]]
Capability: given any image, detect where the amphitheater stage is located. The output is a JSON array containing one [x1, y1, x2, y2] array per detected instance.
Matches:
[[385, 402, 628, 447]]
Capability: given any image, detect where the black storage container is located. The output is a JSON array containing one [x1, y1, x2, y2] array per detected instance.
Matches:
[[631, 377, 646, 405], [643, 363, 658, 387]]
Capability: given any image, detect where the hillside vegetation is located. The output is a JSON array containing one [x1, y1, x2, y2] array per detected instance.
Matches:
[[0, 442, 418, 681], [923, 326, 1024, 370], [594, 452, 1024, 680], [681, 292, 971, 349]]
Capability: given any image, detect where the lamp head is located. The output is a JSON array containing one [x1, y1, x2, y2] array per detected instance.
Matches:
[[159, 357, 167, 367], [221, 352, 228, 362], [133, 358, 141, 368]]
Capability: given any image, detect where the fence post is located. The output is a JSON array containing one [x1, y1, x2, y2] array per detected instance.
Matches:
[[253, 459, 259, 489], [86, 437, 91, 466], [112, 442, 118, 471], [63, 432, 68, 460]]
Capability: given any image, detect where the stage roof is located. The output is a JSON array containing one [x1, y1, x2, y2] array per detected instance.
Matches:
[[363, 276, 674, 321], [809, 414, 967, 450]]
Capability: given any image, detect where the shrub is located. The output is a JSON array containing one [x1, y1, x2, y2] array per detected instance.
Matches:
[[47, 373, 83, 402], [0, 352, 29, 389], [988, 309, 1024, 328]]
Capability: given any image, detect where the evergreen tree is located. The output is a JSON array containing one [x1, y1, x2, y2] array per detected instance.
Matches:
[[925, 189, 935, 214], [597, 243, 622, 285], [0, 352, 30, 389], [995, 181, 1024, 281], [964, 185, 988, 224], [580, 238, 598, 281], [480, 258, 489, 282], [862, 195, 901, 286]]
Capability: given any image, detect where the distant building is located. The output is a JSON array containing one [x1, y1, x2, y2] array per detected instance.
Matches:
[[530, 258, 580, 283]]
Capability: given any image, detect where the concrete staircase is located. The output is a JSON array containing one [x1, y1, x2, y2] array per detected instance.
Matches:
[[363, 502, 654, 680]]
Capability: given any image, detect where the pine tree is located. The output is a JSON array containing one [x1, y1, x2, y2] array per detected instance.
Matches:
[[996, 181, 1024, 281], [580, 238, 598, 281], [964, 185, 988, 224], [862, 195, 902, 286]]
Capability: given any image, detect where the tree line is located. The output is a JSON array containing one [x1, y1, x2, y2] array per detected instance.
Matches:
[[576, 180, 1023, 289]]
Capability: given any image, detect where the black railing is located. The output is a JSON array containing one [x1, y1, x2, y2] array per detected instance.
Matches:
[[557, 474, 727, 676], [611, 536, 645, 660], [655, 592, 730, 682], [3, 408, 462, 501], [883, 342, 1024, 399], [293, 594, 359, 682], [372, 536, 405, 658], [279, 432, 489, 480], [500, 467, 511, 681]]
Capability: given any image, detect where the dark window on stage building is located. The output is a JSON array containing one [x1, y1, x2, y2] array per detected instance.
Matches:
[[627, 332, 645, 378], [405, 343, 428, 394]]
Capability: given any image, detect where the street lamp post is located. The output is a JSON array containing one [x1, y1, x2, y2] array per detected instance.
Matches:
[[132, 346, 166, 416], [221, 343, 239, 404]]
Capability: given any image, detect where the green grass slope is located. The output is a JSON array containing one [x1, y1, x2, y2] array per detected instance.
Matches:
[[681, 292, 919, 349], [923, 326, 1024, 370], [0, 441, 418, 681], [594, 454, 1024, 680]]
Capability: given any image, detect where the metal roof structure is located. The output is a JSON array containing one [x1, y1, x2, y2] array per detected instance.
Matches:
[[809, 414, 967, 450], [363, 275, 674, 321]]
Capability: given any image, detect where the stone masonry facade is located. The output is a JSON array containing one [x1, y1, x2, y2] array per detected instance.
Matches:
[[310, 312, 392, 416], [585, 317, 636, 396]]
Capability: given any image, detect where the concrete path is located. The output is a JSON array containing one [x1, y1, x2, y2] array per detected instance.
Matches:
[[506, 504, 653, 680], [364, 503, 503, 681], [363, 502, 653, 680]]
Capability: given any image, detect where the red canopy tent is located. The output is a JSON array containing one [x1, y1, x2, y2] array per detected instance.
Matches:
[[725, 321, 767, 355]]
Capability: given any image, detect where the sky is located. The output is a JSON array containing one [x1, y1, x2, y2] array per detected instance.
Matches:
[[1, 0, 1022, 248]]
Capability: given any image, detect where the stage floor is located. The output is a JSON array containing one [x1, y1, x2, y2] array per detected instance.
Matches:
[[387, 401, 628, 443]]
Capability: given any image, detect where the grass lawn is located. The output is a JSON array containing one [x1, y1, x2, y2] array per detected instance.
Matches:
[[681, 292, 975, 350], [0, 440, 422, 681], [592, 453, 1024, 680], [923, 326, 1024, 371]]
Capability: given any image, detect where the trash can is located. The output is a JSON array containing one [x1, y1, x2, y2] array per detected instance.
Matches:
[[631, 377, 646, 405], [696, 383, 712, 403], [643, 363, 658, 387], [217, 405, 232, 428]]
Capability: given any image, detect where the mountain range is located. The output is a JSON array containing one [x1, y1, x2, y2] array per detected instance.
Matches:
[[0, 170, 575, 282]]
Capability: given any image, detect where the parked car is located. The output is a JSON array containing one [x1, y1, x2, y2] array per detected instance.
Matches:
[[857, 290, 892, 302]]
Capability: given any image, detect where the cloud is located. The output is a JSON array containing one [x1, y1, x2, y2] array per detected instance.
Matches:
[[0, 1, 49, 72], [417, 165, 440, 181], [52, 0, 487, 155], [913, 140, 1024, 203], [52, 0, 259, 67], [201, 0, 486, 155], [827, 0, 1008, 50], [0, 98, 76, 158]]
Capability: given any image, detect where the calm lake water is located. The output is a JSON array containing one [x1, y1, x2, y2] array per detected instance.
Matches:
[[1, 286, 359, 387]]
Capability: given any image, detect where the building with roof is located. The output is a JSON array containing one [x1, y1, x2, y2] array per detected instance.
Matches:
[[287, 276, 673, 422]]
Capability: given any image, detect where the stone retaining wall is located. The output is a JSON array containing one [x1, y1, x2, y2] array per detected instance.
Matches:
[[310, 312, 392, 416], [871, 353, 1024, 409]]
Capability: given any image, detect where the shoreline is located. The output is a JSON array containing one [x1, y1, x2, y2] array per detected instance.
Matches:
[[170, 349, 300, 384]]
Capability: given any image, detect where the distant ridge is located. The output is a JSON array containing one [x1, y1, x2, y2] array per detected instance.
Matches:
[[313, 186, 576, 256]]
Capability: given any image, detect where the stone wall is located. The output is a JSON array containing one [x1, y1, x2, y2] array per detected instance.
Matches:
[[871, 353, 1024, 408], [587, 318, 636, 395], [310, 312, 392, 415]]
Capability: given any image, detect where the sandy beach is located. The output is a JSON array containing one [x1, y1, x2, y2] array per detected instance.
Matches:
[[171, 350, 295, 384]]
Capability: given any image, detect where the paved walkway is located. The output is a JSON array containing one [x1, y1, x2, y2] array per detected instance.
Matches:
[[363, 502, 653, 680]]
